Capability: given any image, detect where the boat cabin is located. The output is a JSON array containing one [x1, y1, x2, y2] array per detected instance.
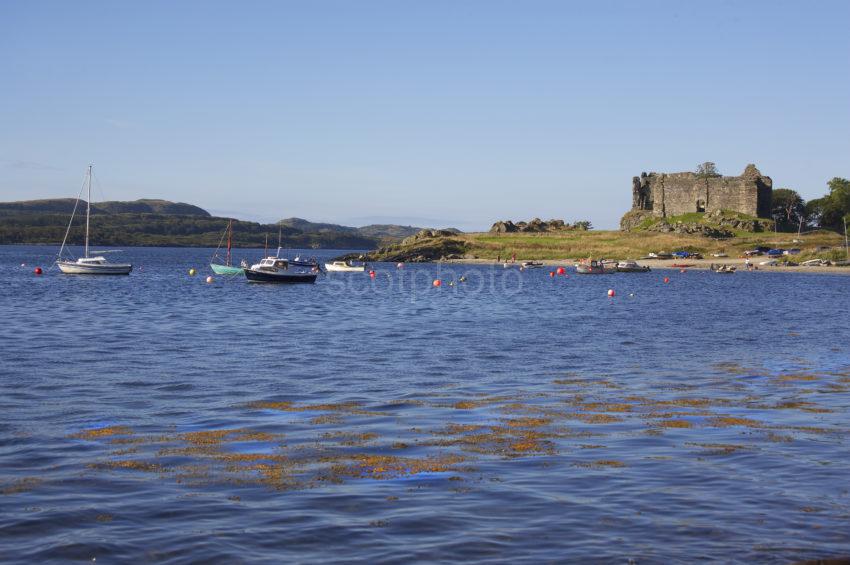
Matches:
[[255, 257, 289, 271], [76, 256, 109, 265]]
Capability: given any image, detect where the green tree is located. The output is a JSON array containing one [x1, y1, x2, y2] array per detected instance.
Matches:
[[801, 178, 850, 231], [771, 188, 805, 232], [695, 162, 720, 178], [572, 220, 592, 231]]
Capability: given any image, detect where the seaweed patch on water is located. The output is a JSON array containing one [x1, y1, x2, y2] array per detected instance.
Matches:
[[248, 400, 381, 416], [573, 460, 626, 469], [69, 425, 134, 440], [685, 442, 753, 456], [2, 477, 43, 495], [323, 454, 466, 480], [71, 370, 849, 495]]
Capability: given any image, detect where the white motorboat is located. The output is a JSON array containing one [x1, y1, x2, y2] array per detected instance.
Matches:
[[575, 259, 617, 274], [325, 261, 365, 272], [616, 260, 650, 273], [56, 165, 132, 275], [521, 261, 544, 269]]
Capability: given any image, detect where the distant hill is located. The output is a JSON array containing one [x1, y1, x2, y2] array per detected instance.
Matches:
[[279, 217, 423, 240], [0, 199, 460, 248], [279, 217, 358, 234], [0, 198, 210, 217]]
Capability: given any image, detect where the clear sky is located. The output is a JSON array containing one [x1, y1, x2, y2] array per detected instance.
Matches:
[[2, 0, 848, 230]]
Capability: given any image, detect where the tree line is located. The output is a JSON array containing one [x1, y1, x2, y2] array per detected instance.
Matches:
[[772, 177, 850, 233]]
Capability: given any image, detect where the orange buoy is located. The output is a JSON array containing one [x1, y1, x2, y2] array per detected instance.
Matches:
[[549, 271, 555, 277], [680, 269, 686, 273], [607, 289, 615, 297], [433, 279, 442, 287], [206, 276, 214, 283], [663, 277, 670, 283], [34, 267, 43, 275]]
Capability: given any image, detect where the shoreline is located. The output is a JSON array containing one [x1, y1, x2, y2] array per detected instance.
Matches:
[[444, 256, 850, 275]]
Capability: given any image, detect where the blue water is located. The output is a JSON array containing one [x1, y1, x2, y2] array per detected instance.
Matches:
[[1, 245, 849, 563]]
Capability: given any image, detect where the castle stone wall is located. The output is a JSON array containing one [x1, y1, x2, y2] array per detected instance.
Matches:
[[623, 164, 772, 230]]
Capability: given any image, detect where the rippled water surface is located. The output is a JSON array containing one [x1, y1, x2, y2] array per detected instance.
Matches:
[[1, 245, 849, 563]]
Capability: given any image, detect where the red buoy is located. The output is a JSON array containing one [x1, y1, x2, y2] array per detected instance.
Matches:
[[556, 266, 566, 275], [549, 271, 555, 277], [369, 270, 376, 278], [607, 289, 615, 297], [433, 279, 441, 287], [663, 277, 670, 284], [34, 267, 43, 275]]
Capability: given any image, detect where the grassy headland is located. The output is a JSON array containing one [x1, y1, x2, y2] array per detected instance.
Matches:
[[361, 228, 847, 264]]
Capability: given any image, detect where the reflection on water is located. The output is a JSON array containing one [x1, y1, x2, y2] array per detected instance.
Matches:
[[1, 245, 849, 562]]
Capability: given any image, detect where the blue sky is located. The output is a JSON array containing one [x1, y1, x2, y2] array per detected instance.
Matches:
[[2, 0, 848, 230]]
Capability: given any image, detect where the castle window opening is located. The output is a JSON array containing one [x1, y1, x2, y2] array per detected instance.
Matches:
[[696, 199, 706, 213]]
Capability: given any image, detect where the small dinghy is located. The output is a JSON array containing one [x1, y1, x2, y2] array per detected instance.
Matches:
[[521, 261, 544, 269], [616, 260, 650, 273], [325, 261, 365, 272]]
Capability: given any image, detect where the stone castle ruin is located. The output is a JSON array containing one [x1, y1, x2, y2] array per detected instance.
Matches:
[[621, 164, 772, 231]]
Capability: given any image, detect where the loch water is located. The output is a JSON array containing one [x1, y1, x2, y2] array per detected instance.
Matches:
[[1, 245, 849, 563]]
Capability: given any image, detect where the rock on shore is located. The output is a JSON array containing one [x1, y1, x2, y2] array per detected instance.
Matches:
[[337, 229, 470, 263]]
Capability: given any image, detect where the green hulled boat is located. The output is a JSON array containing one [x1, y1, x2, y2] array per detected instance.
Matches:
[[210, 219, 245, 275]]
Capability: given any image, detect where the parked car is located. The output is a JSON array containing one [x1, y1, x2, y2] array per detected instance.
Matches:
[[767, 249, 785, 256], [784, 248, 801, 255]]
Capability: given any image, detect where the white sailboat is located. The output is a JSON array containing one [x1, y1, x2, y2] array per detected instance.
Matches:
[[56, 165, 133, 275]]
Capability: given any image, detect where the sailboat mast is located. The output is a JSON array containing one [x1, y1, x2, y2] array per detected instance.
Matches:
[[85, 164, 92, 259], [226, 219, 232, 266], [277, 223, 282, 256]]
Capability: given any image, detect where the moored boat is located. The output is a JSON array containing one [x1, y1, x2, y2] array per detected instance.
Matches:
[[521, 261, 544, 269], [56, 165, 132, 275], [57, 256, 133, 275], [291, 255, 319, 268], [245, 256, 318, 284], [575, 259, 616, 274], [210, 219, 244, 275], [325, 261, 365, 272], [616, 260, 650, 273]]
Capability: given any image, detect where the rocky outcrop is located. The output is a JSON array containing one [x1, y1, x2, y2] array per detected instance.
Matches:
[[647, 222, 734, 239], [489, 218, 573, 234], [641, 210, 775, 238], [704, 210, 773, 232], [400, 228, 460, 246], [619, 210, 654, 231], [338, 228, 470, 263]]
